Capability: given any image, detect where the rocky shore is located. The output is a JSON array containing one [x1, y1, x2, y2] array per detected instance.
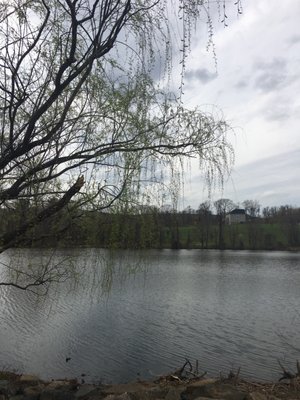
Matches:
[[0, 371, 299, 400]]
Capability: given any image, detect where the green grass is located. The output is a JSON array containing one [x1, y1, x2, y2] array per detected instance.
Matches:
[[173, 222, 300, 250]]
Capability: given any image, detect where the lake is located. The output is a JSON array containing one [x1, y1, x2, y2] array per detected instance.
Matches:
[[0, 248, 299, 383]]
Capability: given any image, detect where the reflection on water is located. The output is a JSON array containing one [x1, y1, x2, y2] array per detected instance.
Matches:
[[0, 248, 300, 383]]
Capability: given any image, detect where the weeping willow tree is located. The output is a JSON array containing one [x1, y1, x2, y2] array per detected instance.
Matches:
[[0, 0, 240, 291]]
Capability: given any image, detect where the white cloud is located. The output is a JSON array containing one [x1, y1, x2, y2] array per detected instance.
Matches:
[[182, 149, 300, 210], [179, 0, 300, 208]]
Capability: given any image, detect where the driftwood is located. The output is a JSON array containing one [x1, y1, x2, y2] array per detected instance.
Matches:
[[155, 359, 207, 384], [219, 367, 241, 385], [277, 359, 300, 381], [176, 358, 207, 380], [155, 358, 300, 393], [231, 367, 241, 385]]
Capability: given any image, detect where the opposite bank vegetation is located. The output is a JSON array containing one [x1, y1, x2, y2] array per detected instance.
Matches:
[[1, 203, 300, 251]]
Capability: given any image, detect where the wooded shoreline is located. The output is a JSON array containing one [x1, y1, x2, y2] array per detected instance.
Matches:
[[2, 206, 300, 252]]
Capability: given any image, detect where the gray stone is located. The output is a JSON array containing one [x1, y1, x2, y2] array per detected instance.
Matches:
[[189, 379, 218, 388], [148, 386, 170, 399], [104, 394, 133, 400], [165, 387, 185, 400], [247, 393, 268, 400], [103, 383, 156, 395], [129, 387, 169, 400], [23, 385, 43, 400], [193, 398, 226, 400], [9, 396, 25, 400], [19, 376, 41, 387], [46, 380, 77, 391], [0, 380, 9, 395], [181, 383, 247, 400], [40, 390, 75, 400], [0, 378, 20, 397], [75, 384, 98, 399], [193, 398, 225, 400]]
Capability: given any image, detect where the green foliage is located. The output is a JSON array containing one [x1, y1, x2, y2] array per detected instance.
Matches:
[[0, 0, 241, 256], [4, 203, 300, 251]]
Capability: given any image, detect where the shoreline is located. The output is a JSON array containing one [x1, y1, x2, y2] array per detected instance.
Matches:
[[9, 245, 300, 253], [0, 370, 299, 400]]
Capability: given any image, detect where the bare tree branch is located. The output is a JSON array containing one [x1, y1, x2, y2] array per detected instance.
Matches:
[[0, 0, 239, 290]]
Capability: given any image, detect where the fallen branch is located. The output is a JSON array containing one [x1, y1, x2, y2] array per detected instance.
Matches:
[[277, 359, 296, 381], [156, 359, 207, 384], [180, 359, 207, 380]]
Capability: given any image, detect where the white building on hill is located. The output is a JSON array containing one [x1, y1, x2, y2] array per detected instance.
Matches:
[[226, 209, 246, 225]]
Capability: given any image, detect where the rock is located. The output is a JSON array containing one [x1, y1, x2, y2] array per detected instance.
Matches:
[[181, 383, 247, 400], [104, 394, 133, 400], [0, 373, 294, 400], [0, 378, 20, 397], [148, 386, 170, 399], [9, 396, 25, 400], [38, 378, 79, 400], [101, 382, 169, 400], [23, 385, 43, 400], [40, 389, 75, 400], [193, 398, 226, 400], [189, 379, 218, 388], [19, 375, 41, 387], [0, 380, 9, 395], [247, 392, 268, 400], [74, 384, 98, 399], [133, 386, 170, 400], [103, 382, 156, 395], [104, 386, 170, 400], [45, 380, 77, 391], [165, 387, 185, 400]]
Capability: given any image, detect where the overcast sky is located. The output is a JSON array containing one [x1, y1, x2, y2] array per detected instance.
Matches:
[[177, 0, 300, 210]]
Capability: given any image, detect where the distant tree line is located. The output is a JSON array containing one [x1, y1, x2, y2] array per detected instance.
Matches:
[[1, 198, 300, 251]]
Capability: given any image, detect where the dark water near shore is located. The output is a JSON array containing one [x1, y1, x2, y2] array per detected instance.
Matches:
[[0, 248, 300, 383]]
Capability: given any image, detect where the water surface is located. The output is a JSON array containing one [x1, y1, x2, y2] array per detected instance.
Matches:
[[0, 248, 299, 383]]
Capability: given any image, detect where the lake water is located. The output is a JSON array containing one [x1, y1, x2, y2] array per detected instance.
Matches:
[[0, 248, 299, 383]]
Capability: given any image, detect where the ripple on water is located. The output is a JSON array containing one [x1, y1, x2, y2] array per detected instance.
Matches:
[[0, 248, 299, 383]]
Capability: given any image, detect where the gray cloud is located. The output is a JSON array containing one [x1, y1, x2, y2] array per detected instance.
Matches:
[[235, 79, 248, 89], [253, 58, 287, 92], [263, 102, 291, 122], [287, 34, 300, 45], [237, 150, 300, 176], [186, 149, 300, 209], [255, 73, 285, 92], [228, 150, 300, 207], [185, 68, 217, 84]]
